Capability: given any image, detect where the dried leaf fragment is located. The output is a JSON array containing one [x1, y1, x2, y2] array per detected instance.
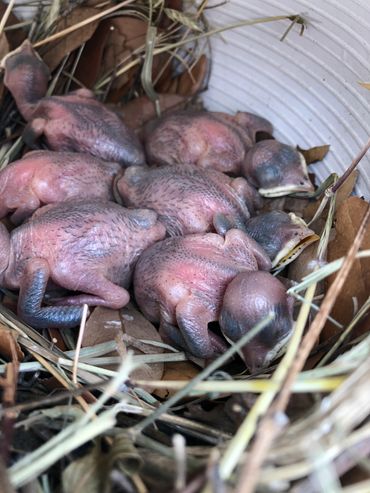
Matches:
[[288, 242, 320, 283], [177, 54, 209, 96], [40, 7, 100, 71], [82, 306, 122, 352], [62, 445, 108, 493], [359, 81, 370, 90], [82, 305, 164, 385], [78, 16, 153, 101], [297, 144, 330, 164], [97, 16, 148, 96], [118, 93, 188, 131], [0, 3, 25, 49], [322, 197, 370, 340], [157, 54, 209, 96], [73, 20, 112, 89], [154, 361, 199, 398], [335, 170, 358, 210]]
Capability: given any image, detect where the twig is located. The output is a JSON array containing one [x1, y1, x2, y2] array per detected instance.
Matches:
[[1, 382, 107, 417], [331, 137, 370, 193], [72, 303, 88, 385], [64, 42, 86, 93], [28, 349, 90, 413], [173, 434, 187, 491], [0, 332, 19, 463], [0, 0, 15, 37], [33, 0, 136, 48], [131, 474, 148, 493]]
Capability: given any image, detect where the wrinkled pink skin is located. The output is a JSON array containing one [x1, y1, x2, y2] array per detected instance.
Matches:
[[0, 201, 166, 329], [220, 271, 293, 371], [144, 111, 273, 174], [212, 111, 273, 143], [242, 140, 314, 194], [0, 150, 121, 224], [133, 229, 271, 360], [116, 164, 262, 236], [3, 41, 145, 167]]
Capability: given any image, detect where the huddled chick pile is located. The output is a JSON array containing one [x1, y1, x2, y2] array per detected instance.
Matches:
[[0, 40, 319, 371]]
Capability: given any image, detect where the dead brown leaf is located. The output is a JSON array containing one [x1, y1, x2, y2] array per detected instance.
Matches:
[[82, 304, 164, 385], [288, 242, 320, 283], [156, 63, 180, 94], [118, 93, 188, 132], [82, 306, 124, 355], [0, 326, 24, 361], [154, 361, 199, 399], [157, 54, 208, 97], [75, 16, 172, 103], [259, 197, 286, 214], [73, 10, 206, 101], [359, 82, 370, 90], [0, 296, 17, 314], [283, 196, 310, 216], [335, 170, 358, 209], [120, 304, 164, 383], [102, 16, 147, 95], [288, 242, 325, 326], [46, 328, 68, 352], [297, 144, 330, 164], [302, 199, 321, 224], [322, 197, 370, 340], [75, 16, 150, 101], [177, 55, 209, 96], [73, 20, 112, 89], [40, 7, 100, 71], [0, 3, 25, 50]]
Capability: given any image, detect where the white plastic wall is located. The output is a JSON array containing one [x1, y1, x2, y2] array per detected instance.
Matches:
[[203, 0, 370, 198]]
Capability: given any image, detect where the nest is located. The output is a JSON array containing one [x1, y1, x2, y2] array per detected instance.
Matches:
[[0, 1, 369, 492]]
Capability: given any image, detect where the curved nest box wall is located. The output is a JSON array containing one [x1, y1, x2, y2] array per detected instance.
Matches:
[[203, 0, 370, 198]]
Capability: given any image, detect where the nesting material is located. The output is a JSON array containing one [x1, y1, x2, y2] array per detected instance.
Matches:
[[0, 2, 369, 493]]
